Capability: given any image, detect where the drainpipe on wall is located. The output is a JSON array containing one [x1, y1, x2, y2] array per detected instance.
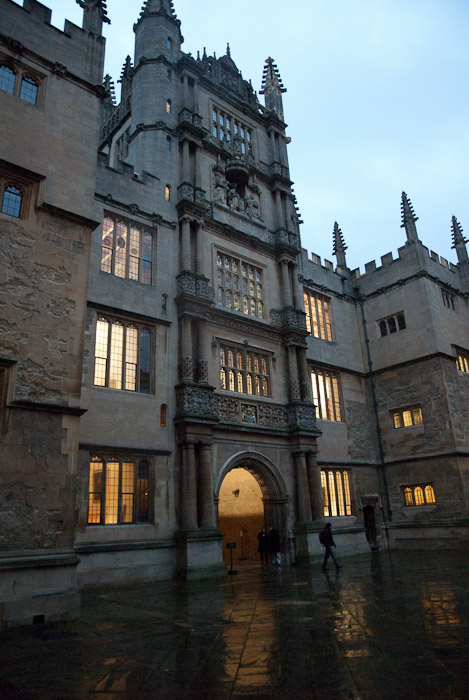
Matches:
[[355, 289, 392, 544]]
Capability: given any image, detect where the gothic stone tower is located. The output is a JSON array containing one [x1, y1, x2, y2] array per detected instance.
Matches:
[[75, 0, 346, 584]]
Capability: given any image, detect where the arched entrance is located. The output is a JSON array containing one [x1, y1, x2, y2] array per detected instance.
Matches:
[[216, 452, 288, 565]]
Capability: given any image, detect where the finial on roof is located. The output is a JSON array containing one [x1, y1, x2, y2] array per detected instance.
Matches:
[[139, 0, 178, 18], [451, 215, 468, 264], [102, 74, 116, 119], [76, 0, 110, 35], [400, 191, 419, 242], [333, 222, 348, 269], [226, 43, 231, 57], [118, 56, 134, 100], [260, 57, 286, 120]]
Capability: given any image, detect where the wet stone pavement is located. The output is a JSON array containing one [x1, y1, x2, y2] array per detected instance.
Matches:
[[0, 551, 468, 700]]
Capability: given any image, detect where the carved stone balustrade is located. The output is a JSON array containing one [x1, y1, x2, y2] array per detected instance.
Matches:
[[176, 384, 217, 420], [269, 308, 308, 333]]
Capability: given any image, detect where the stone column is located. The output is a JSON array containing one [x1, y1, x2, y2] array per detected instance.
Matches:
[[180, 315, 193, 381], [288, 344, 301, 401], [298, 347, 312, 402], [181, 443, 198, 530], [195, 221, 204, 276], [291, 262, 301, 309], [306, 451, 323, 521], [194, 145, 201, 191], [199, 443, 216, 529], [280, 259, 292, 307], [182, 139, 191, 183], [181, 217, 191, 272], [275, 189, 284, 229], [197, 318, 209, 384], [295, 451, 312, 522], [182, 74, 189, 107], [193, 79, 199, 113], [270, 130, 278, 162]]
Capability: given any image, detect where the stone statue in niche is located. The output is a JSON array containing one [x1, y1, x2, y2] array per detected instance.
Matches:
[[245, 194, 261, 219], [212, 168, 228, 205], [228, 186, 245, 213]]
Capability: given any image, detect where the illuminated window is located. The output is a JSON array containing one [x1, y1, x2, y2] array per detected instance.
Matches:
[[441, 289, 455, 310], [1, 184, 23, 218], [456, 349, 469, 373], [321, 469, 352, 517], [19, 75, 38, 105], [403, 483, 436, 507], [379, 313, 406, 337], [392, 406, 423, 429], [311, 367, 342, 422], [166, 99, 171, 113], [160, 404, 167, 427], [211, 107, 252, 153], [165, 185, 171, 201], [100, 213, 153, 284], [217, 252, 264, 318], [87, 457, 149, 525], [219, 343, 270, 397], [93, 316, 152, 393], [0, 64, 16, 94], [303, 290, 333, 341]]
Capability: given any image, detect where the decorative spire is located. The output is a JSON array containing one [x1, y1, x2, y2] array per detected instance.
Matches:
[[333, 222, 348, 269], [119, 56, 134, 101], [139, 0, 178, 19], [76, 0, 110, 35], [400, 191, 419, 242], [451, 215, 468, 264], [102, 74, 115, 120], [260, 57, 286, 120], [226, 43, 231, 58]]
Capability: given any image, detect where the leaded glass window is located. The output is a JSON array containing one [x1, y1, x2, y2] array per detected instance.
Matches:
[[101, 214, 153, 284], [94, 317, 152, 393], [219, 343, 270, 397], [217, 252, 263, 318], [311, 368, 342, 422], [88, 457, 149, 525], [304, 290, 333, 341], [321, 469, 352, 517]]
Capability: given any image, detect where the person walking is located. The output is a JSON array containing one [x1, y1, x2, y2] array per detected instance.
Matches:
[[257, 527, 269, 565], [319, 522, 342, 571], [269, 527, 281, 565]]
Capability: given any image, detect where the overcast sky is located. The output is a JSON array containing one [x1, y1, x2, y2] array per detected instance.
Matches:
[[24, 0, 469, 271]]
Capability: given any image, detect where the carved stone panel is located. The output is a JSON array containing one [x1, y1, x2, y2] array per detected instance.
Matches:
[[176, 385, 217, 418]]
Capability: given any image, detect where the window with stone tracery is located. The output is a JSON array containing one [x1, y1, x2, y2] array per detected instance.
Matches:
[[303, 290, 333, 341], [212, 107, 252, 154], [321, 469, 352, 517], [93, 316, 152, 393], [219, 344, 270, 397], [403, 484, 435, 507], [101, 214, 153, 285], [217, 252, 264, 318], [310, 368, 342, 422], [88, 457, 149, 525], [456, 349, 469, 373]]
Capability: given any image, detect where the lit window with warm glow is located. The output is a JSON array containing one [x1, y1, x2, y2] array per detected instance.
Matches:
[[392, 406, 423, 429], [321, 469, 352, 517], [403, 483, 436, 507], [456, 350, 469, 373], [217, 252, 264, 319], [311, 367, 342, 422], [165, 185, 171, 201], [88, 457, 149, 525], [93, 317, 151, 393], [303, 290, 333, 341]]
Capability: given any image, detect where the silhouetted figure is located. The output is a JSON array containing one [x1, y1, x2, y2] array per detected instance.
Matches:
[[257, 527, 269, 565], [319, 522, 342, 571]]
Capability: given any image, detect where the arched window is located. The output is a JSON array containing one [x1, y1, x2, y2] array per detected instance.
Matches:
[[161, 294, 168, 315], [166, 136, 171, 151], [19, 75, 38, 105], [379, 320, 388, 337], [166, 99, 171, 114], [424, 485, 435, 504], [167, 37, 172, 51], [404, 487, 413, 506], [165, 185, 170, 201], [1, 184, 23, 217], [0, 64, 16, 94], [414, 486, 424, 506], [160, 404, 167, 427]]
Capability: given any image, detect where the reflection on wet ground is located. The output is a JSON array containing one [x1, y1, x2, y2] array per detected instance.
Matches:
[[0, 550, 468, 699]]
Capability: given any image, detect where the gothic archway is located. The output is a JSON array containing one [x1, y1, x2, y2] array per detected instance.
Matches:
[[216, 452, 288, 564]]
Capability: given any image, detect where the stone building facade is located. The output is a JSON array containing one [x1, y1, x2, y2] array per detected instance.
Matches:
[[0, 0, 467, 627]]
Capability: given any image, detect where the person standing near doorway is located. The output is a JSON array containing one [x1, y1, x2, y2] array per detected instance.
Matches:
[[319, 522, 342, 571], [257, 527, 269, 565]]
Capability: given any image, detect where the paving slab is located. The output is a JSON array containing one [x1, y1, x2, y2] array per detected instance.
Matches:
[[0, 551, 468, 699]]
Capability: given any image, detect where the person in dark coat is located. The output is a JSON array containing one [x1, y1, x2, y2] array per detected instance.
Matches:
[[319, 522, 342, 571], [257, 527, 269, 565], [269, 527, 281, 565]]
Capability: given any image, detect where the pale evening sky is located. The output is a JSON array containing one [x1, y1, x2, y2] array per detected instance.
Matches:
[[19, 0, 469, 272]]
